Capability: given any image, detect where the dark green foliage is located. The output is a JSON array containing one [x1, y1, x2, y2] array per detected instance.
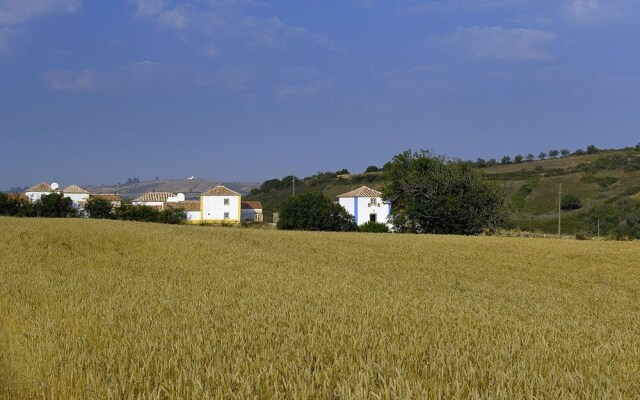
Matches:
[[336, 169, 350, 175], [113, 204, 160, 222], [85, 197, 113, 219], [277, 193, 357, 232], [364, 165, 380, 173], [585, 199, 640, 239], [382, 150, 509, 235], [548, 149, 560, 158], [501, 155, 511, 164], [526, 153, 535, 162], [0, 193, 30, 216], [514, 154, 524, 163], [486, 159, 498, 167], [574, 149, 585, 155], [577, 154, 640, 173], [475, 158, 487, 168], [157, 208, 186, 224], [586, 145, 600, 154], [32, 193, 76, 218], [560, 149, 570, 157], [358, 221, 390, 233], [538, 152, 546, 160], [561, 194, 582, 210]]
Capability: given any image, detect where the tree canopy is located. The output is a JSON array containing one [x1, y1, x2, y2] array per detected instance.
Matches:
[[277, 192, 357, 231], [382, 150, 509, 235]]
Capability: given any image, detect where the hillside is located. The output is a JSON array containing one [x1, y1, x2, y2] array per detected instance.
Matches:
[[2, 217, 640, 398], [86, 178, 259, 199], [247, 146, 640, 236]]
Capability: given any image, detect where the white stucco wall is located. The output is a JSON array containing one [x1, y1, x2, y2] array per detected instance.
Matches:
[[201, 195, 241, 222], [26, 191, 50, 202], [339, 196, 391, 227], [185, 211, 201, 221], [64, 193, 89, 209], [241, 208, 263, 222]]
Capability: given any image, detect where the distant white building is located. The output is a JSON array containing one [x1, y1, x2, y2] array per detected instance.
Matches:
[[201, 185, 241, 223], [62, 185, 90, 210], [338, 186, 391, 227], [25, 182, 55, 202], [241, 201, 264, 222], [132, 192, 176, 209]]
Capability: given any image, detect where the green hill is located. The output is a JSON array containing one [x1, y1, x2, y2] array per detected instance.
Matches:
[[247, 146, 640, 237]]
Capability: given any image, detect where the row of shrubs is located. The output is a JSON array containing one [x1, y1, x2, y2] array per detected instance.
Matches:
[[0, 192, 185, 224]]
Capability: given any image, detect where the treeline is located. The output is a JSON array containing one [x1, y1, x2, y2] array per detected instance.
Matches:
[[475, 144, 603, 168], [0, 193, 184, 224]]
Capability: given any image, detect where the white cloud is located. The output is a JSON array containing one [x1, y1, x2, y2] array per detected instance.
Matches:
[[0, 0, 81, 52], [433, 26, 556, 60], [44, 61, 161, 91], [566, 0, 634, 23], [126, 0, 345, 55], [0, 0, 81, 25]]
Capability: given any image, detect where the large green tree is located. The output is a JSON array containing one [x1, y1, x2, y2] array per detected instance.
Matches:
[[85, 197, 114, 219], [382, 150, 509, 235], [277, 192, 357, 231], [32, 193, 76, 218]]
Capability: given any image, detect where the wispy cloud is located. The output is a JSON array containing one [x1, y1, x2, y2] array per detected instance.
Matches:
[[125, 0, 346, 56], [0, 0, 82, 52], [44, 61, 161, 91], [566, 0, 635, 23], [0, 0, 81, 25], [432, 26, 556, 60]]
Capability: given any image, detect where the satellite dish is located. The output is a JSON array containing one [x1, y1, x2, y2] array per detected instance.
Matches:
[[51, 182, 59, 190]]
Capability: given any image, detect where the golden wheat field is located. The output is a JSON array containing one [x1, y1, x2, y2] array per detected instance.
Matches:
[[1, 217, 640, 399]]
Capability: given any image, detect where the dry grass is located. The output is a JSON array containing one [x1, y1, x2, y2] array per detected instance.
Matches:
[[1, 217, 640, 399]]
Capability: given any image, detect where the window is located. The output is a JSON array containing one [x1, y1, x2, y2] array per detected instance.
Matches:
[[224, 212, 230, 220], [370, 213, 377, 222], [223, 198, 230, 205], [370, 197, 378, 206]]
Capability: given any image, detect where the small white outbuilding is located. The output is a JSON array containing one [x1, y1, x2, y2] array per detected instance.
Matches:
[[132, 192, 176, 209], [62, 185, 90, 210], [338, 186, 391, 227]]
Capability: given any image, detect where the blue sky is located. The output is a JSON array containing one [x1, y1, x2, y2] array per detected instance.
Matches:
[[1, 0, 639, 188]]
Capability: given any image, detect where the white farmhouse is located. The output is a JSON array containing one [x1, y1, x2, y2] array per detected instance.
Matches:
[[241, 201, 264, 222], [338, 186, 391, 227], [201, 185, 241, 223], [62, 185, 90, 210], [132, 192, 176, 209], [25, 182, 55, 202]]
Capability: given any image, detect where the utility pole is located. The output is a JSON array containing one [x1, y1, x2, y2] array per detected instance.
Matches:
[[557, 183, 562, 238], [597, 218, 600, 237], [292, 171, 296, 196]]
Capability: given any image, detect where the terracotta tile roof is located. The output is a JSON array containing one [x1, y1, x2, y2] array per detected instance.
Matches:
[[166, 201, 200, 212], [241, 201, 263, 210], [202, 185, 241, 196], [62, 185, 89, 194], [133, 192, 176, 203], [93, 194, 122, 202], [338, 186, 382, 198], [26, 182, 52, 193]]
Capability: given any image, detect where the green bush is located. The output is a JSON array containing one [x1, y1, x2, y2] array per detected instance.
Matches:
[[85, 197, 114, 219], [561, 194, 582, 210], [32, 193, 76, 218], [358, 221, 390, 233], [277, 193, 357, 232], [0, 193, 30, 216], [112, 204, 184, 224]]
